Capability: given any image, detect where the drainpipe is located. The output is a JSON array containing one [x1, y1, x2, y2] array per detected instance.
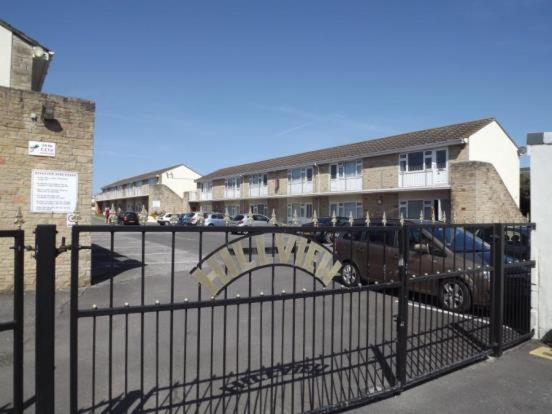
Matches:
[[314, 162, 320, 214]]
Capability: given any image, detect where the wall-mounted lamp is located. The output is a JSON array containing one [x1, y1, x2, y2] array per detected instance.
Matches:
[[377, 196, 383, 205], [42, 101, 55, 120]]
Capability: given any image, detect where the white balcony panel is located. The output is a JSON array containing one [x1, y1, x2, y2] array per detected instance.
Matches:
[[225, 189, 240, 199], [330, 177, 362, 192], [399, 169, 448, 188]]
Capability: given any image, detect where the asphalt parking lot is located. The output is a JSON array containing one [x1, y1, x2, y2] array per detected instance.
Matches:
[[1, 222, 549, 413]]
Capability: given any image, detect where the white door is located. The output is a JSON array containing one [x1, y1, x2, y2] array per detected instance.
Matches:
[[433, 149, 448, 185]]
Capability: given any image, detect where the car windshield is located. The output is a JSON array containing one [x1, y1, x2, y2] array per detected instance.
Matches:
[[431, 227, 490, 252]]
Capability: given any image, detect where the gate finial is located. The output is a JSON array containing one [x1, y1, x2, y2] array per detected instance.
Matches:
[[419, 209, 424, 223], [400, 212, 405, 227], [72, 208, 81, 225], [312, 210, 318, 227], [109, 203, 118, 224], [331, 211, 337, 227], [14, 207, 24, 229], [224, 207, 230, 226], [365, 211, 370, 227], [198, 207, 205, 226], [348, 211, 354, 227], [292, 209, 299, 225], [247, 207, 254, 225], [382, 211, 387, 226], [270, 208, 277, 225], [442, 210, 447, 223], [170, 209, 178, 225], [139, 205, 148, 225], [431, 208, 436, 224]]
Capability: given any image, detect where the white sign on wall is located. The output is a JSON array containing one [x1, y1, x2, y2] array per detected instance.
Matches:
[[31, 169, 78, 213], [152, 200, 161, 208], [28, 141, 56, 157]]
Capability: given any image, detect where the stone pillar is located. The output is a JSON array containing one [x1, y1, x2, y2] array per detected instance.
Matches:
[[527, 132, 552, 339]]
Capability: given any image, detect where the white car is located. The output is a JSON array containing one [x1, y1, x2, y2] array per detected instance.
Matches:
[[157, 213, 178, 225], [230, 214, 273, 227]]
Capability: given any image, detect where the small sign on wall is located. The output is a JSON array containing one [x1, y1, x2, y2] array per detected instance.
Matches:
[[30, 169, 78, 213], [28, 141, 56, 157], [152, 200, 161, 208]]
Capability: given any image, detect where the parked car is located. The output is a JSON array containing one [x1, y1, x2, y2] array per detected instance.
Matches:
[[119, 211, 140, 225], [231, 214, 272, 227], [301, 216, 348, 244], [335, 219, 493, 312], [230, 213, 274, 233], [203, 212, 226, 226], [157, 213, 178, 225]]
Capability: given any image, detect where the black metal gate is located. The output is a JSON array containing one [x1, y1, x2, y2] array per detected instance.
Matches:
[[0, 230, 24, 413], [63, 221, 533, 413]]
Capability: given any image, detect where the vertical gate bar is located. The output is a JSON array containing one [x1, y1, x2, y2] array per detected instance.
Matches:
[[222, 231, 229, 412], [140, 231, 145, 405], [108, 231, 114, 406], [170, 231, 175, 410], [70, 226, 79, 414], [291, 232, 296, 414], [13, 230, 24, 414], [396, 225, 408, 387], [196, 231, 203, 414], [247, 234, 252, 414], [492, 223, 505, 357], [35, 224, 57, 414]]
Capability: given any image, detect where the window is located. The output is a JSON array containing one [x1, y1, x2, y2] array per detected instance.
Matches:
[[288, 167, 312, 182], [407, 152, 424, 171], [329, 202, 363, 219], [287, 203, 313, 223], [263, 174, 268, 186], [399, 200, 437, 220], [306, 168, 312, 181], [226, 205, 240, 217], [250, 204, 267, 215], [436, 150, 447, 169], [330, 160, 362, 179]]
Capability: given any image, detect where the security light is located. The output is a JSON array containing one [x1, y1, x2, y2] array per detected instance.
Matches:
[[42, 102, 55, 120]]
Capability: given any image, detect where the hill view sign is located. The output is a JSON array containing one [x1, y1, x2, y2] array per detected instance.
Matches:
[[191, 233, 342, 296]]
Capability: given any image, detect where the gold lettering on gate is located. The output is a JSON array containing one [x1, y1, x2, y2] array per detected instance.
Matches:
[[191, 234, 342, 296]]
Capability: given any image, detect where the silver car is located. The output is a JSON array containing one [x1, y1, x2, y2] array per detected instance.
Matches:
[[231, 214, 272, 227], [203, 212, 226, 227]]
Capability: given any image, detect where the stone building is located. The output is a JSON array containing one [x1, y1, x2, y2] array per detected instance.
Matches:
[[189, 118, 525, 224], [0, 20, 95, 290], [95, 164, 201, 215]]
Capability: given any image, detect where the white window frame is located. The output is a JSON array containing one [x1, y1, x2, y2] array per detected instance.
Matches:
[[287, 202, 313, 224], [330, 159, 362, 180], [287, 166, 313, 194], [329, 201, 363, 219]]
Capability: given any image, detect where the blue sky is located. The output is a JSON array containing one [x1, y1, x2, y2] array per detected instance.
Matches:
[[3, 0, 551, 192]]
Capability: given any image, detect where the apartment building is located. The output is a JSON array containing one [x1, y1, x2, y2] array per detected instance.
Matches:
[[96, 164, 201, 214], [188, 118, 524, 224]]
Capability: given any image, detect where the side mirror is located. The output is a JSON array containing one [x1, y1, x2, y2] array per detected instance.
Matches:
[[413, 243, 430, 254]]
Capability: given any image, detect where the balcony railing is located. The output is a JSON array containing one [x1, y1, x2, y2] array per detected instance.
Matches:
[[288, 181, 312, 195], [224, 188, 241, 199], [399, 169, 449, 188], [329, 177, 362, 192], [249, 185, 268, 198]]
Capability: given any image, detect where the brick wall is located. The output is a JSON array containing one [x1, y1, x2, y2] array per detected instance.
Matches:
[[363, 154, 398, 189], [362, 193, 399, 218], [148, 184, 184, 214], [450, 161, 524, 223], [0, 86, 95, 290]]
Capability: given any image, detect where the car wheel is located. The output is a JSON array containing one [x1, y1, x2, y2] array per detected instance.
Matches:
[[208, 223, 214, 227], [440, 279, 471, 312], [341, 263, 360, 287]]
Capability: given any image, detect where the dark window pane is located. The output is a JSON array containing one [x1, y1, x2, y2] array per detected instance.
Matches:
[[436, 150, 447, 169], [408, 152, 424, 171], [330, 164, 337, 179]]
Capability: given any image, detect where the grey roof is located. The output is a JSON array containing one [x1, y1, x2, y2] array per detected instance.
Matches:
[[0, 19, 51, 52], [101, 164, 187, 190], [199, 118, 496, 182]]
